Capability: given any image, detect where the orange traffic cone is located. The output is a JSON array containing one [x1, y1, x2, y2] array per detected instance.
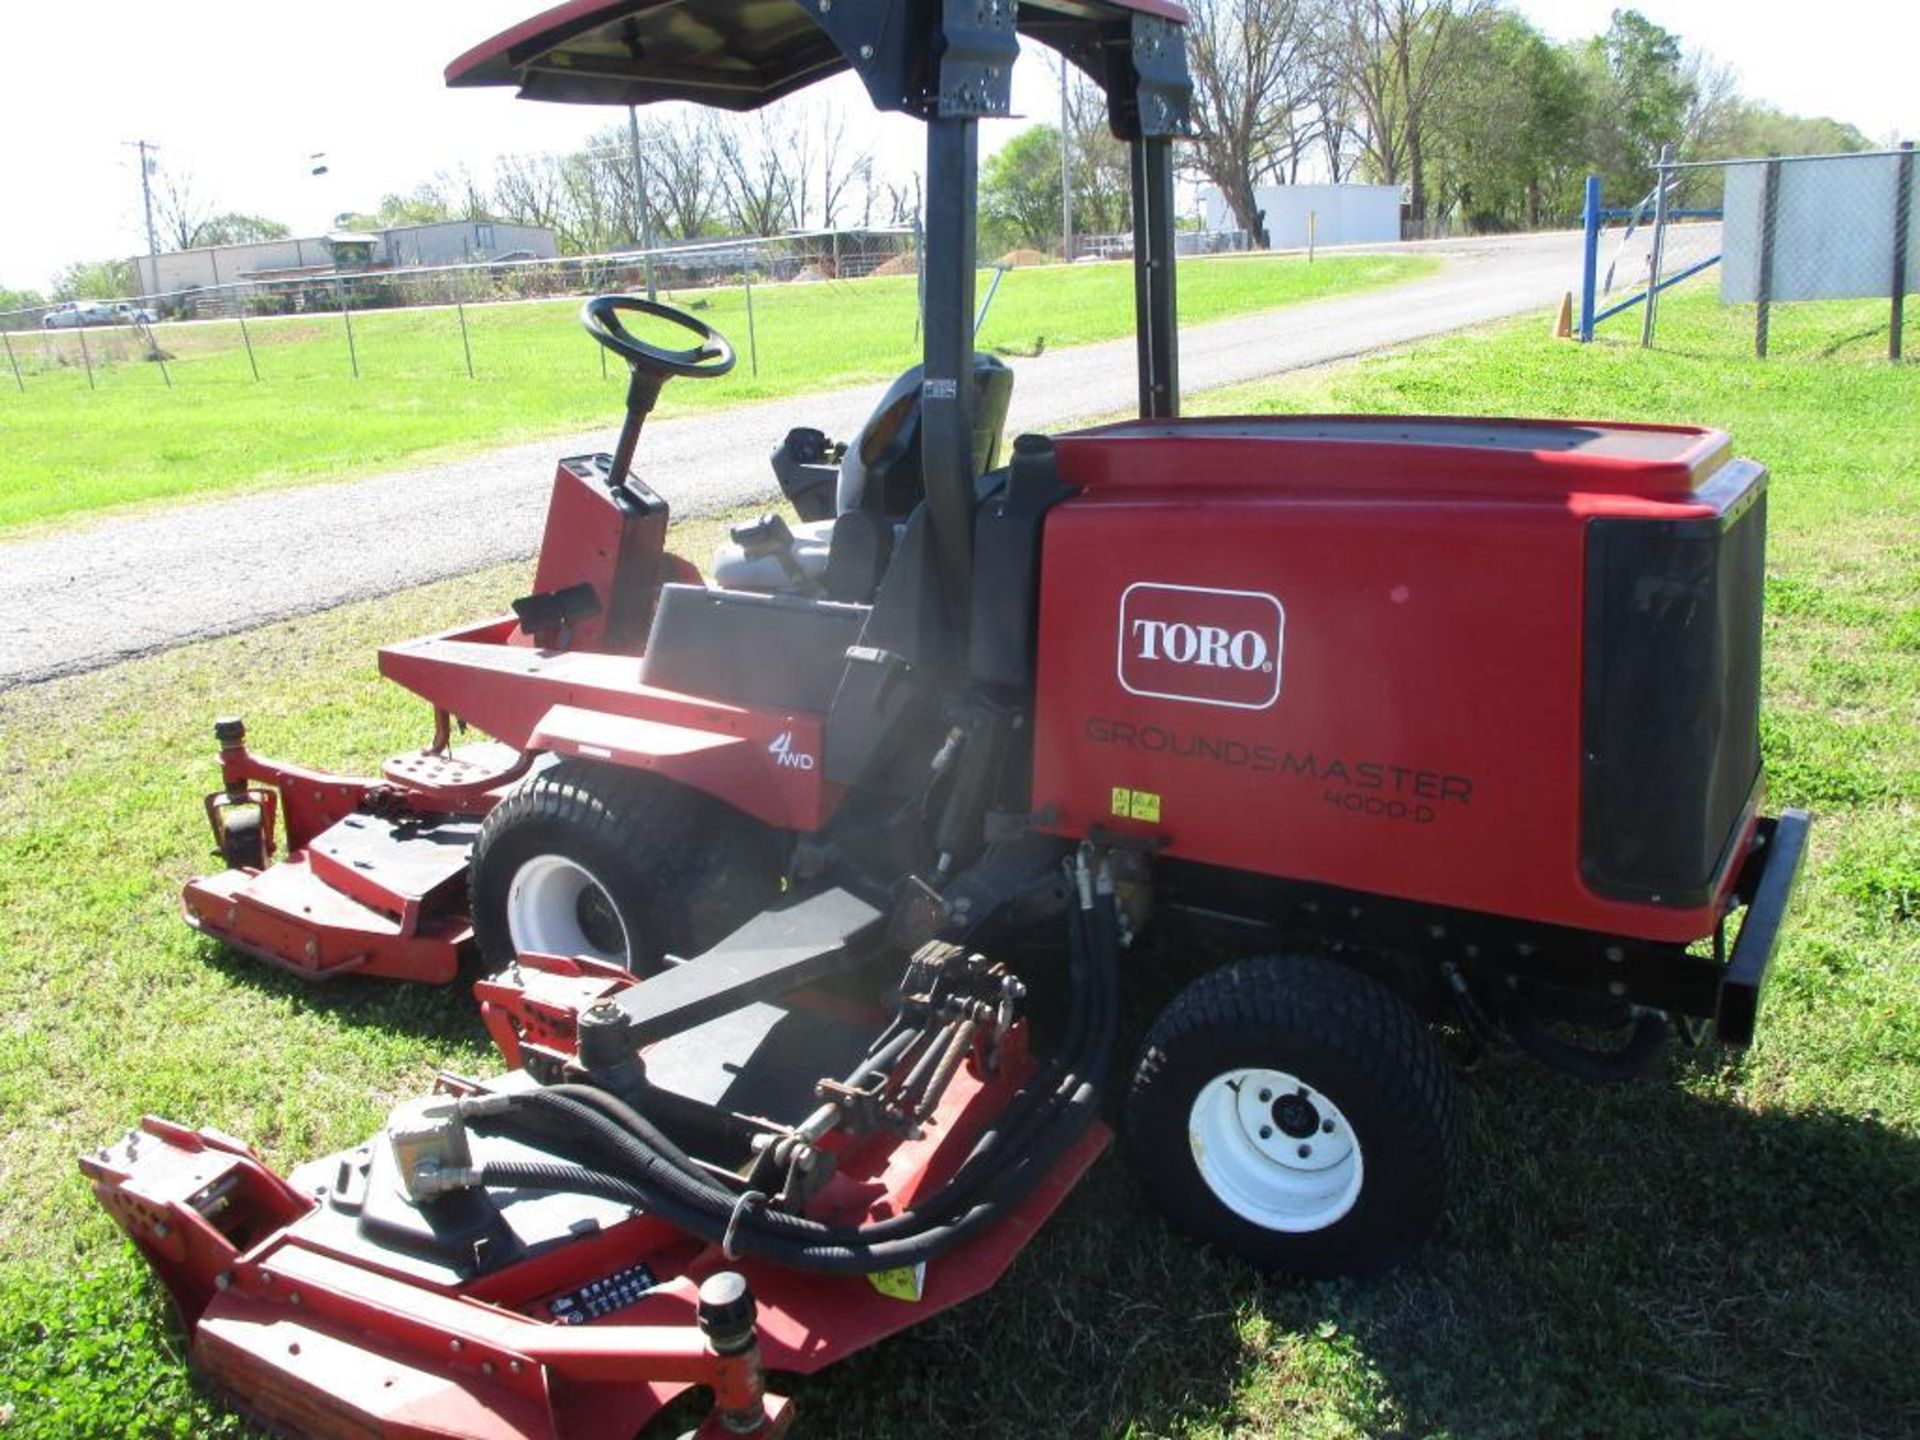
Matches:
[[1553, 291, 1574, 339]]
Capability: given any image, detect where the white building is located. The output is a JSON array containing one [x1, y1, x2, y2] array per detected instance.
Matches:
[[131, 220, 558, 298], [1200, 183, 1403, 249]]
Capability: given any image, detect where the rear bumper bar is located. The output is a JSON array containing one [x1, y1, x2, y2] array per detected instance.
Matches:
[[1716, 809, 1812, 1047]]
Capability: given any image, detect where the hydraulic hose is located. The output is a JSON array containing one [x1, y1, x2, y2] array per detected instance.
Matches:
[[468, 886, 1120, 1273]]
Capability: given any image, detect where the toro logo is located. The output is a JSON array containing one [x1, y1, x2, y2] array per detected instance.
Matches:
[[1117, 582, 1284, 711]]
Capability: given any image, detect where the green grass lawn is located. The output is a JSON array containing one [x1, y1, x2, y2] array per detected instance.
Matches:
[[0, 252, 1428, 533], [1, 286, 1915, 1439]]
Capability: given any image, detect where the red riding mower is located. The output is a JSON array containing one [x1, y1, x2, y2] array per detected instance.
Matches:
[[83, 3, 1809, 1437]]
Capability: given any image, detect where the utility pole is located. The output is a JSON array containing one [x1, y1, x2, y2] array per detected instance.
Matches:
[[626, 105, 657, 301], [1058, 54, 1074, 262], [126, 139, 160, 293]]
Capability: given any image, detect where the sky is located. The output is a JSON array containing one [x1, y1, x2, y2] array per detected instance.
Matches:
[[0, 0, 1912, 293]]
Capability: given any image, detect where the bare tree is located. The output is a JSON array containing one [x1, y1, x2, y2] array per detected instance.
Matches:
[[1332, 0, 1491, 225], [642, 113, 724, 241], [716, 113, 792, 236], [493, 152, 572, 245], [1183, 0, 1319, 247], [155, 166, 218, 249], [1065, 76, 1133, 235]]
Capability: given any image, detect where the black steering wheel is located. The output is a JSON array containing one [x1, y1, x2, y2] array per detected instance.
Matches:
[[580, 295, 734, 380]]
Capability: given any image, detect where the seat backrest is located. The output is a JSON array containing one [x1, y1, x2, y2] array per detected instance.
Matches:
[[640, 585, 871, 713], [835, 353, 1014, 518]]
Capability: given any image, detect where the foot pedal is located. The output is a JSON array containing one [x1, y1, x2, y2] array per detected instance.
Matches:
[[610, 886, 886, 1045]]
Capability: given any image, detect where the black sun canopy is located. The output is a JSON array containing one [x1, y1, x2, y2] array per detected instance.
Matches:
[[448, 0, 1189, 135]]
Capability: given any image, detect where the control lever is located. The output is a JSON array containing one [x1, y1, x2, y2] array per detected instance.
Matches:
[[729, 512, 816, 593]]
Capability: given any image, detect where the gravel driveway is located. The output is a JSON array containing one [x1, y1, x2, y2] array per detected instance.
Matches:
[[0, 231, 1579, 690]]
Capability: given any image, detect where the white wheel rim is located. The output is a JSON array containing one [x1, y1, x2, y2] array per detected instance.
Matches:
[[505, 855, 631, 967], [1188, 1066, 1363, 1233]]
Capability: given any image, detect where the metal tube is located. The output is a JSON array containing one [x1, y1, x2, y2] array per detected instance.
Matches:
[[1891, 142, 1913, 363], [3, 327, 22, 392], [337, 277, 359, 379], [1579, 174, 1602, 342], [919, 116, 981, 624], [236, 305, 260, 382], [1641, 144, 1672, 348], [1755, 158, 1782, 359], [1129, 136, 1179, 418], [742, 247, 758, 377], [627, 105, 658, 303], [456, 295, 475, 379], [147, 321, 171, 388], [1058, 52, 1073, 261]]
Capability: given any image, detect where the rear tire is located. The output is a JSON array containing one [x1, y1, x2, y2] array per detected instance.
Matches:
[[470, 760, 784, 972], [1125, 953, 1459, 1279]]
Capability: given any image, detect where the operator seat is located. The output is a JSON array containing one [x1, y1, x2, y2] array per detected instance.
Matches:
[[710, 354, 1013, 601]]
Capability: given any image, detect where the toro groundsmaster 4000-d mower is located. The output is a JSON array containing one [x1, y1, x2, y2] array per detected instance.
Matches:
[[84, 2, 1810, 1436]]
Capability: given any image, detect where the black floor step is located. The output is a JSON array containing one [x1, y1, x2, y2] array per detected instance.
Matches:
[[612, 885, 887, 1046]]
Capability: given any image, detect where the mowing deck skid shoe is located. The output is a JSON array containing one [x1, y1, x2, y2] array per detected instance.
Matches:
[[90, 2, 1810, 1436]]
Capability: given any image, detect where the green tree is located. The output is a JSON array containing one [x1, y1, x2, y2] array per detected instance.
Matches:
[[192, 213, 292, 246], [335, 184, 461, 232], [0, 284, 44, 314], [981, 126, 1063, 253], [1427, 11, 1586, 228], [1571, 9, 1693, 201], [51, 259, 138, 301]]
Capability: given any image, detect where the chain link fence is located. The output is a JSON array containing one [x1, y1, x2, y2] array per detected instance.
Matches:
[[1580, 144, 1916, 358], [0, 228, 918, 393]]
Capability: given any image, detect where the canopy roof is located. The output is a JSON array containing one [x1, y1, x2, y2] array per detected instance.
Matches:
[[447, 0, 1188, 116]]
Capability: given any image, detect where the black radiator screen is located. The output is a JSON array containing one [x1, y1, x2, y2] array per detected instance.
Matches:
[[1581, 471, 1766, 906]]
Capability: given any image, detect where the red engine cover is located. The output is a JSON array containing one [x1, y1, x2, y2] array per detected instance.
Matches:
[[1031, 416, 1762, 945]]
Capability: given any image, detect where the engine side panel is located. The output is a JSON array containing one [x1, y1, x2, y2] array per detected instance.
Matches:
[[1029, 419, 1758, 944]]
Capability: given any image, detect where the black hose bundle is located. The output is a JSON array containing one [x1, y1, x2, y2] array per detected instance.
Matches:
[[469, 881, 1121, 1275]]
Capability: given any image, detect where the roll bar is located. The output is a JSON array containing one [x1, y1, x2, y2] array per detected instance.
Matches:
[[450, 0, 1193, 629]]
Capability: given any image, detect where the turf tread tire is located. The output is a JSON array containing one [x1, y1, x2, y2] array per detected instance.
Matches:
[[470, 760, 783, 972], [1125, 953, 1460, 1279]]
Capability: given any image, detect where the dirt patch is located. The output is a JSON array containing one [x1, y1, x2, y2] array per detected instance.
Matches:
[[997, 247, 1053, 268], [870, 252, 919, 277]]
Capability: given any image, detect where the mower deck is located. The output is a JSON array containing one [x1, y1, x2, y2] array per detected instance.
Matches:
[[84, 1053, 1110, 1439]]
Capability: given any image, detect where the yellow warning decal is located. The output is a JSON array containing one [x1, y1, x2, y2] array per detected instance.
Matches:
[[866, 1262, 927, 1302], [1110, 787, 1162, 823]]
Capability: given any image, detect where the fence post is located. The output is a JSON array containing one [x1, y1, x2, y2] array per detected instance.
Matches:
[[146, 321, 172, 388], [3, 328, 22, 392], [741, 246, 759, 377], [76, 324, 96, 391], [236, 303, 261, 382], [1641, 144, 1673, 348], [456, 275, 476, 380], [1579, 174, 1602, 342], [1892, 141, 1913, 363], [336, 276, 360, 379], [1755, 158, 1782, 359], [1308, 210, 1316, 262]]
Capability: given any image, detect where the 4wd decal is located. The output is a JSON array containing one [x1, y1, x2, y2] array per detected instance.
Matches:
[[1117, 582, 1284, 711], [767, 731, 816, 770]]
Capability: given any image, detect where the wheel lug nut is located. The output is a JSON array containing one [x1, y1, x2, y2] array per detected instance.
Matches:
[[1257, 1089, 1272, 1103], [1297, 1144, 1311, 1158], [1259, 1125, 1273, 1140], [1321, 1119, 1335, 1134]]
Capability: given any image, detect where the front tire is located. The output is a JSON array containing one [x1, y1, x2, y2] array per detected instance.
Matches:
[[470, 760, 783, 972], [1125, 953, 1459, 1279]]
